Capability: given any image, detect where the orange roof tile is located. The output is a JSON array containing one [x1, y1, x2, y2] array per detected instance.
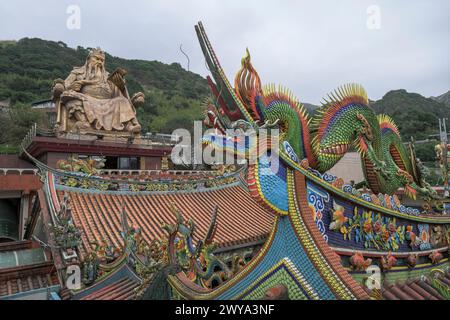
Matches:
[[376, 277, 449, 300], [79, 277, 139, 300], [0, 261, 59, 297], [58, 185, 274, 257]]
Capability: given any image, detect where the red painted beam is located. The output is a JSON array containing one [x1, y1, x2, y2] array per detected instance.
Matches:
[[0, 175, 42, 192], [24, 136, 173, 159]]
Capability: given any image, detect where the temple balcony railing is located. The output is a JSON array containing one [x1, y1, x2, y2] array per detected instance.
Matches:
[[20, 123, 180, 148], [20, 123, 38, 151], [54, 168, 243, 193], [21, 123, 58, 150], [141, 132, 180, 146], [0, 168, 39, 175], [99, 169, 216, 176]]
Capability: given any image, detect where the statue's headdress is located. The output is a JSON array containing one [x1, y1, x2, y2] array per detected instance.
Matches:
[[88, 47, 105, 60]]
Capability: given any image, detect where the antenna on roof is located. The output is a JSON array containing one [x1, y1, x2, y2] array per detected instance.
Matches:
[[179, 44, 190, 71]]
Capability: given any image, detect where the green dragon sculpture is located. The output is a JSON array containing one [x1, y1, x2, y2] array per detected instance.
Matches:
[[162, 204, 246, 289], [198, 22, 438, 203], [57, 156, 105, 176]]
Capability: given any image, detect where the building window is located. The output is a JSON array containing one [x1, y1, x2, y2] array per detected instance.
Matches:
[[75, 155, 139, 170], [119, 157, 139, 170]]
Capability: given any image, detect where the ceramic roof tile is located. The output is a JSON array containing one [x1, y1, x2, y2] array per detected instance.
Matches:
[[80, 277, 139, 300], [381, 279, 447, 300], [0, 261, 59, 297], [58, 185, 274, 258]]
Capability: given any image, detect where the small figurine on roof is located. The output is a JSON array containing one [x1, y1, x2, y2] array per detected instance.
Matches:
[[429, 251, 443, 264], [349, 252, 372, 271], [380, 252, 397, 271], [82, 251, 99, 285]]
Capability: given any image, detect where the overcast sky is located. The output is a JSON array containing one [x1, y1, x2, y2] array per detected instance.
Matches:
[[0, 0, 448, 104]]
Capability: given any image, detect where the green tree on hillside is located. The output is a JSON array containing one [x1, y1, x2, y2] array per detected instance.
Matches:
[[0, 103, 45, 153], [371, 89, 448, 140]]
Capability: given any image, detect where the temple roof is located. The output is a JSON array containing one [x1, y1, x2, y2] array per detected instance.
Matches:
[[66, 262, 141, 300], [79, 277, 139, 300], [0, 241, 59, 299], [52, 182, 273, 257], [380, 274, 450, 300], [0, 261, 59, 298]]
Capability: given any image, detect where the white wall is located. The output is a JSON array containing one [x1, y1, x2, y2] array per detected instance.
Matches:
[[326, 152, 365, 184]]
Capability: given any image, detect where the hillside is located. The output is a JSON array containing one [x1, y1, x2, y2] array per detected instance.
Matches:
[[0, 38, 210, 136], [369, 89, 450, 164], [371, 89, 450, 140], [303, 102, 319, 115], [431, 90, 450, 108]]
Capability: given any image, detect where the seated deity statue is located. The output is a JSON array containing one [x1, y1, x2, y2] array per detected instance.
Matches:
[[52, 48, 144, 134]]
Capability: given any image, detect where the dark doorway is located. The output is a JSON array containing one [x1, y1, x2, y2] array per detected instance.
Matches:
[[0, 198, 20, 242], [104, 156, 118, 169]]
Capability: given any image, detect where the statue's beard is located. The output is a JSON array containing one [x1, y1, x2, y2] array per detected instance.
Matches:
[[86, 62, 105, 81]]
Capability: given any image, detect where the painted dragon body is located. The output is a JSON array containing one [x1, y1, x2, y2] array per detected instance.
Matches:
[[162, 24, 449, 300], [197, 22, 437, 204]]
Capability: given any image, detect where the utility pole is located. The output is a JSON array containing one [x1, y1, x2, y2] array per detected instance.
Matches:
[[439, 118, 449, 198], [439, 118, 448, 145]]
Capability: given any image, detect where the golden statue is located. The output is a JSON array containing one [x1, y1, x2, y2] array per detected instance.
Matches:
[[52, 48, 144, 135]]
